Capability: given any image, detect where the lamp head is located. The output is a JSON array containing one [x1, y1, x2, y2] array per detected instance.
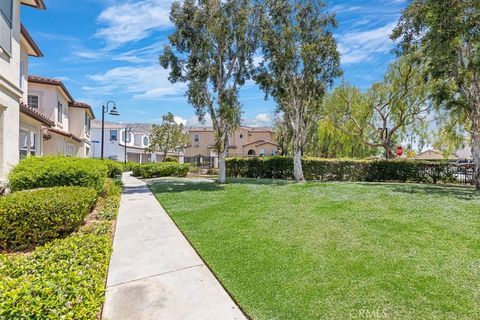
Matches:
[[109, 106, 120, 116]]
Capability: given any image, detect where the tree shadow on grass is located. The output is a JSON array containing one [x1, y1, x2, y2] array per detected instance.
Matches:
[[148, 178, 225, 194], [359, 182, 480, 201], [147, 177, 292, 194], [226, 177, 292, 186]]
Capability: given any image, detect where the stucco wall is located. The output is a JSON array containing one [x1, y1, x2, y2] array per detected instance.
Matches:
[[43, 133, 80, 156], [0, 0, 22, 178], [185, 128, 277, 157], [28, 82, 70, 129]]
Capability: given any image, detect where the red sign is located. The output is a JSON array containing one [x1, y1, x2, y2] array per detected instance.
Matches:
[[396, 146, 404, 157]]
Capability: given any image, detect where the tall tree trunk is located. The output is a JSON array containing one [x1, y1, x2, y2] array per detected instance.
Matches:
[[163, 150, 168, 162], [293, 147, 304, 181], [291, 106, 305, 181], [218, 149, 227, 184], [472, 102, 480, 190]]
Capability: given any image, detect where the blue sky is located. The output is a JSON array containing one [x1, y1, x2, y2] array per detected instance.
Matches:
[[22, 0, 408, 127]]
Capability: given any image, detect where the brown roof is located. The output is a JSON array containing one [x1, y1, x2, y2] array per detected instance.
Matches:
[[188, 126, 274, 133], [21, 0, 46, 9], [243, 139, 269, 147], [47, 127, 82, 142], [69, 102, 96, 119], [20, 24, 43, 57], [28, 75, 74, 102], [20, 102, 54, 127], [255, 141, 279, 147]]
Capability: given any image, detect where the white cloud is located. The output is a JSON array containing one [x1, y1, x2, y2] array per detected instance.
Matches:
[[174, 116, 187, 126], [96, 0, 173, 48], [186, 114, 212, 127], [338, 21, 397, 65], [87, 65, 185, 100], [243, 113, 273, 127]]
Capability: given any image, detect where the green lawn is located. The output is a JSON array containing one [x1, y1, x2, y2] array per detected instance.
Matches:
[[150, 178, 480, 320]]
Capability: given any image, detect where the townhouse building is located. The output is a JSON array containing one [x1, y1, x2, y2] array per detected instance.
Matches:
[[28, 76, 95, 158], [91, 121, 183, 163], [185, 126, 279, 159], [0, 0, 47, 179]]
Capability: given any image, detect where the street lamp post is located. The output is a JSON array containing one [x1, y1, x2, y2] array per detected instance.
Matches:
[[101, 101, 120, 160], [124, 124, 132, 165]]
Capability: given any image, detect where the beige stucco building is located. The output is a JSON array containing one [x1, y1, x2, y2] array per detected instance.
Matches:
[[0, 0, 46, 179], [185, 126, 278, 158], [28, 76, 95, 158]]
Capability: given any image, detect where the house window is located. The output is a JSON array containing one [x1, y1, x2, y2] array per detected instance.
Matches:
[[259, 148, 265, 156], [65, 143, 75, 157], [110, 130, 118, 141], [0, 0, 13, 55], [121, 130, 131, 143], [85, 113, 91, 136], [194, 134, 199, 142], [271, 149, 276, 156], [19, 128, 37, 159], [240, 133, 243, 139], [28, 95, 39, 108], [143, 136, 149, 146], [57, 101, 63, 124]]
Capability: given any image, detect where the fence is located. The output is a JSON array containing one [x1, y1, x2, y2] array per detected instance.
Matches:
[[184, 155, 217, 169]]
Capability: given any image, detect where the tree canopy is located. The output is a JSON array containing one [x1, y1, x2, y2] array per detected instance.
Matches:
[[392, 0, 480, 188], [329, 56, 431, 159], [146, 112, 190, 161], [255, 0, 341, 181], [160, 0, 258, 183]]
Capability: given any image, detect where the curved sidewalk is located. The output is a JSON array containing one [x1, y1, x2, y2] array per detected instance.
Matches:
[[102, 173, 246, 320]]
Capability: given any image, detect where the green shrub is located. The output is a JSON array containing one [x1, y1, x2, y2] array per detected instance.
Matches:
[[8, 156, 107, 193], [132, 162, 189, 178], [226, 157, 456, 184], [102, 160, 124, 178], [123, 161, 140, 172], [164, 156, 179, 163], [0, 187, 97, 251], [0, 229, 111, 319]]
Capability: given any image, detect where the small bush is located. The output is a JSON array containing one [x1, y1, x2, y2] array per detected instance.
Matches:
[[164, 156, 179, 163], [132, 162, 189, 178], [0, 186, 97, 251], [226, 156, 456, 184], [102, 160, 124, 178], [8, 156, 107, 193], [123, 161, 140, 172]]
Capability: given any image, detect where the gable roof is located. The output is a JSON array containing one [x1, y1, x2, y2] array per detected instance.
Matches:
[[69, 102, 96, 119], [20, 102, 54, 127], [21, 0, 46, 9], [20, 24, 43, 57], [242, 139, 278, 147], [28, 75, 74, 102]]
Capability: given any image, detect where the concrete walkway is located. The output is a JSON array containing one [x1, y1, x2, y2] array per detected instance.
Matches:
[[102, 173, 246, 320]]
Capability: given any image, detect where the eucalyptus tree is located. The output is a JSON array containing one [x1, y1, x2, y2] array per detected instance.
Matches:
[[146, 112, 190, 162], [254, 0, 341, 181], [160, 0, 258, 183], [392, 0, 480, 189], [331, 57, 431, 159]]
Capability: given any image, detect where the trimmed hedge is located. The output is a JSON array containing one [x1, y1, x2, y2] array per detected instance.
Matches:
[[0, 186, 97, 251], [132, 162, 189, 178], [226, 156, 456, 184], [8, 156, 108, 193], [0, 179, 122, 319]]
